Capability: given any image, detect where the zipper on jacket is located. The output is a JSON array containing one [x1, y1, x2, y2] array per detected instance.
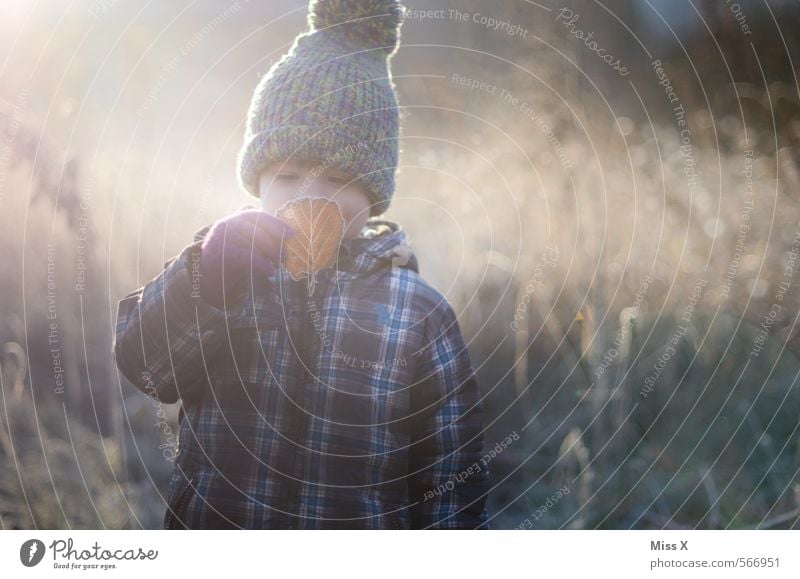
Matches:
[[281, 275, 322, 524]]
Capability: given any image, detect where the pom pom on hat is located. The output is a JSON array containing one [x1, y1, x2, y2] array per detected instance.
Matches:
[[308, 0, 406, 56]]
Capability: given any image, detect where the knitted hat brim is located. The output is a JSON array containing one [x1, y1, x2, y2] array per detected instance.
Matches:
[[238, 124, 393, 217]]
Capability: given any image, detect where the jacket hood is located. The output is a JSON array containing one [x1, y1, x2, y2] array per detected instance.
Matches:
[[335, 217, 418, 275]]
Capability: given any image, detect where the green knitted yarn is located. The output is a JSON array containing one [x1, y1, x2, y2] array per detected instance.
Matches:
[[236, 0, 406, 218], [308, 0, 405, 56]]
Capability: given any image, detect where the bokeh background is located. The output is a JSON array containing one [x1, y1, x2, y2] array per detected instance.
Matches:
[[1, 0, 799, 529]]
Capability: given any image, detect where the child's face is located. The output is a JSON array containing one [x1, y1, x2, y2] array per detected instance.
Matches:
[[258, 159, 372, 239]]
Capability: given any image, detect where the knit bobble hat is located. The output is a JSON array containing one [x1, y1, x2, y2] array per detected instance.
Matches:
[[237, 0, 406, 217]]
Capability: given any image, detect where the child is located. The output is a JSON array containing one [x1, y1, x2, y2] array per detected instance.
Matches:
[[113, 0, 489, 529]]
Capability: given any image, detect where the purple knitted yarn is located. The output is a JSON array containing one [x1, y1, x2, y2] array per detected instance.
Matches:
[[198, 210, 292, 308]]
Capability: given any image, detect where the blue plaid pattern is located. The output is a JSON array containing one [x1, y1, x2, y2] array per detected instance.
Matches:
[[113, 218, 489, 529]]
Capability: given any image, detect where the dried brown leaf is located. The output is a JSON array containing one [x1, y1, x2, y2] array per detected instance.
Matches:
[[277, 197, 344, 295]]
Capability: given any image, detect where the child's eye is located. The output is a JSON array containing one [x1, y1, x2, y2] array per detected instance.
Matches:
[[328, 176, 348, 185], [276, 173, 299, 181]]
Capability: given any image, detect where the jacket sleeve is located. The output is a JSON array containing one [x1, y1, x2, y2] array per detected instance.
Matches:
[[112, 234, 240, 405], [407, 299, 490, 529]]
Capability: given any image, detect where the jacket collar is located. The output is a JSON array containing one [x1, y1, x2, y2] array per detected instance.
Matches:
[[192, 215, 419, 277], [335, 218, 418, 275]]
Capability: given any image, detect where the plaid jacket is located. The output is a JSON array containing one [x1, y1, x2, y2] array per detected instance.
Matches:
[[113, 217, 489, 529]]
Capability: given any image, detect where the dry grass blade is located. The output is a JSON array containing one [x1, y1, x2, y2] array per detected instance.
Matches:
[[277, 197, 345, 295]]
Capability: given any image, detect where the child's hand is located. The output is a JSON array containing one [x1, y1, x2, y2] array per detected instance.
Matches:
[[198, 209, 294, 307]]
